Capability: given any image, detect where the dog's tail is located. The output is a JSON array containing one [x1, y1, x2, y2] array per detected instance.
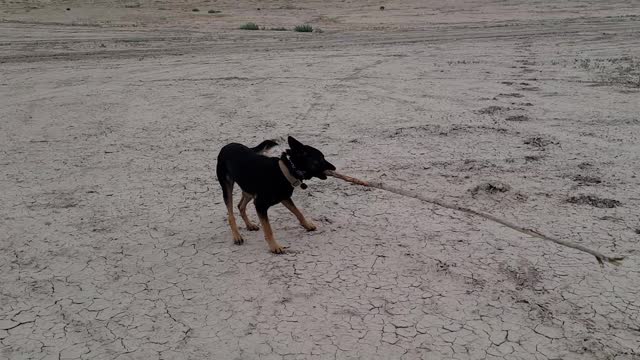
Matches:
[[251, 140, 278, 154]]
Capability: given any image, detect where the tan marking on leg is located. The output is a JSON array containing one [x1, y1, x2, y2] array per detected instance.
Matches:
[[238, 192, 259, 231], [281, 198, 316, 231], [257, 212, 284, 254], [224, 184, 244, 245]]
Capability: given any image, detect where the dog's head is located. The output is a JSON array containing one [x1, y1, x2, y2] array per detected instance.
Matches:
[[286, 136, 336, 180]]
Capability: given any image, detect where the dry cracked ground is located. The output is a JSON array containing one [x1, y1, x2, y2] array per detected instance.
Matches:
[[1, 1, 640, 359]]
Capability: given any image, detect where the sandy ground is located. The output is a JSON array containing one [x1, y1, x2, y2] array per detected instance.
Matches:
[[2, 1, 640, 359]]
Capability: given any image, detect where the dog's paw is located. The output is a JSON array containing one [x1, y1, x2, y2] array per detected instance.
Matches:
[[270, 244, 285, 254], [303, 222, 317, 232], [246, 223, 260, 231], [233, 235, 245, 245]]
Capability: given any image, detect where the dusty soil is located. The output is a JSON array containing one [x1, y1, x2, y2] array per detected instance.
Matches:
[[2, 1, 640, 359]]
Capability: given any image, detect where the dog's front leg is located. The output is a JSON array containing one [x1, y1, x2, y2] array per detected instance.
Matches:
[[281, 198, 316, 231], [255, 200, 285, 254]]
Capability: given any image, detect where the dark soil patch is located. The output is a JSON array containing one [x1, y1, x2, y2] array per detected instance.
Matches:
[[477, 105, 506, 115], [524, 136, 555, 148], [458, 159, 496, 172], [571, 174, 602, 185], [470, 181, 511, 195], [506, 115, 529, 122], [496, 93, 524, 98], [500, 262, 541, 290], [566, 194, 620, 208]]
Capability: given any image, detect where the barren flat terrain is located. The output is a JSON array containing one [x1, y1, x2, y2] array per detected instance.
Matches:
[[1, 1, 640, 359]]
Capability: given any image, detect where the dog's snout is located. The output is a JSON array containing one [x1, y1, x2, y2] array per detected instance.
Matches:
[[325, 161, 336, 171]]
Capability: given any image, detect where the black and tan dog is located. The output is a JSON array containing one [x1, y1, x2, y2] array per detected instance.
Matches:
[[216, 136, 336, 253]]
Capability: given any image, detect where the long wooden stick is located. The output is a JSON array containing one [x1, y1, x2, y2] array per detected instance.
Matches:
[[326, 170, 624, 266]]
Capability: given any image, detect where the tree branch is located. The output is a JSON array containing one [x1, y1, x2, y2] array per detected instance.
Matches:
[[326, 170, 624, 267]]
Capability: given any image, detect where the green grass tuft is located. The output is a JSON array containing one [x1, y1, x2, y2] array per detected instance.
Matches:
[[240, 22, 260, 30], [294, 24, 313, 32]]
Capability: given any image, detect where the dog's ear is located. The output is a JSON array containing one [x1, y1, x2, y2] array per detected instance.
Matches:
[[287, 136, 305, 151]]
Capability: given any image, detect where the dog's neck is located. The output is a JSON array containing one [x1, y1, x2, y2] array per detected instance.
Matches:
[[279, 153, 307, 189]]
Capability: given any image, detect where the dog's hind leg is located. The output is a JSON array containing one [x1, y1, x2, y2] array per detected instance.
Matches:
[[238, 192, 259, 231], [217, 166, 244, 245], [224, 183, 244, 245], [281, 198, 316, 231]]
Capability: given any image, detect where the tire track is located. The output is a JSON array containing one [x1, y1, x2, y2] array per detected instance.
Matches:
[[2, 16, 639, 63]]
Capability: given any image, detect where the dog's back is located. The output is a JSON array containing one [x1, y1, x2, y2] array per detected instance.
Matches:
[[216, 140, 279, 195]]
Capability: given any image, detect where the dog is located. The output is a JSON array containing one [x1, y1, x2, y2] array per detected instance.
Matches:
[[216, 136, 336, 253]]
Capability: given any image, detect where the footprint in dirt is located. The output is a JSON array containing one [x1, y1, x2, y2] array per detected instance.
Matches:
[[524, 136, 557, 149], [475, 105, 507, 115], [505, 115, 529, 122], [566, 194, 621, 208], [493, 92, 524, 100], [518, 82, 540, 91], [494, 78, 536, 113]]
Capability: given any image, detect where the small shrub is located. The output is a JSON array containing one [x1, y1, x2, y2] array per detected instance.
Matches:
[[270, 27, 288, 31], [192, 8, 200, 12], [240, 22, 260, 30], [208, 9, 221, 14], [294, 24, 313, 32]]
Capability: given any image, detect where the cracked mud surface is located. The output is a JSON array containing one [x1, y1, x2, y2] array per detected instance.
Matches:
[[2, 1, 640, 359]]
